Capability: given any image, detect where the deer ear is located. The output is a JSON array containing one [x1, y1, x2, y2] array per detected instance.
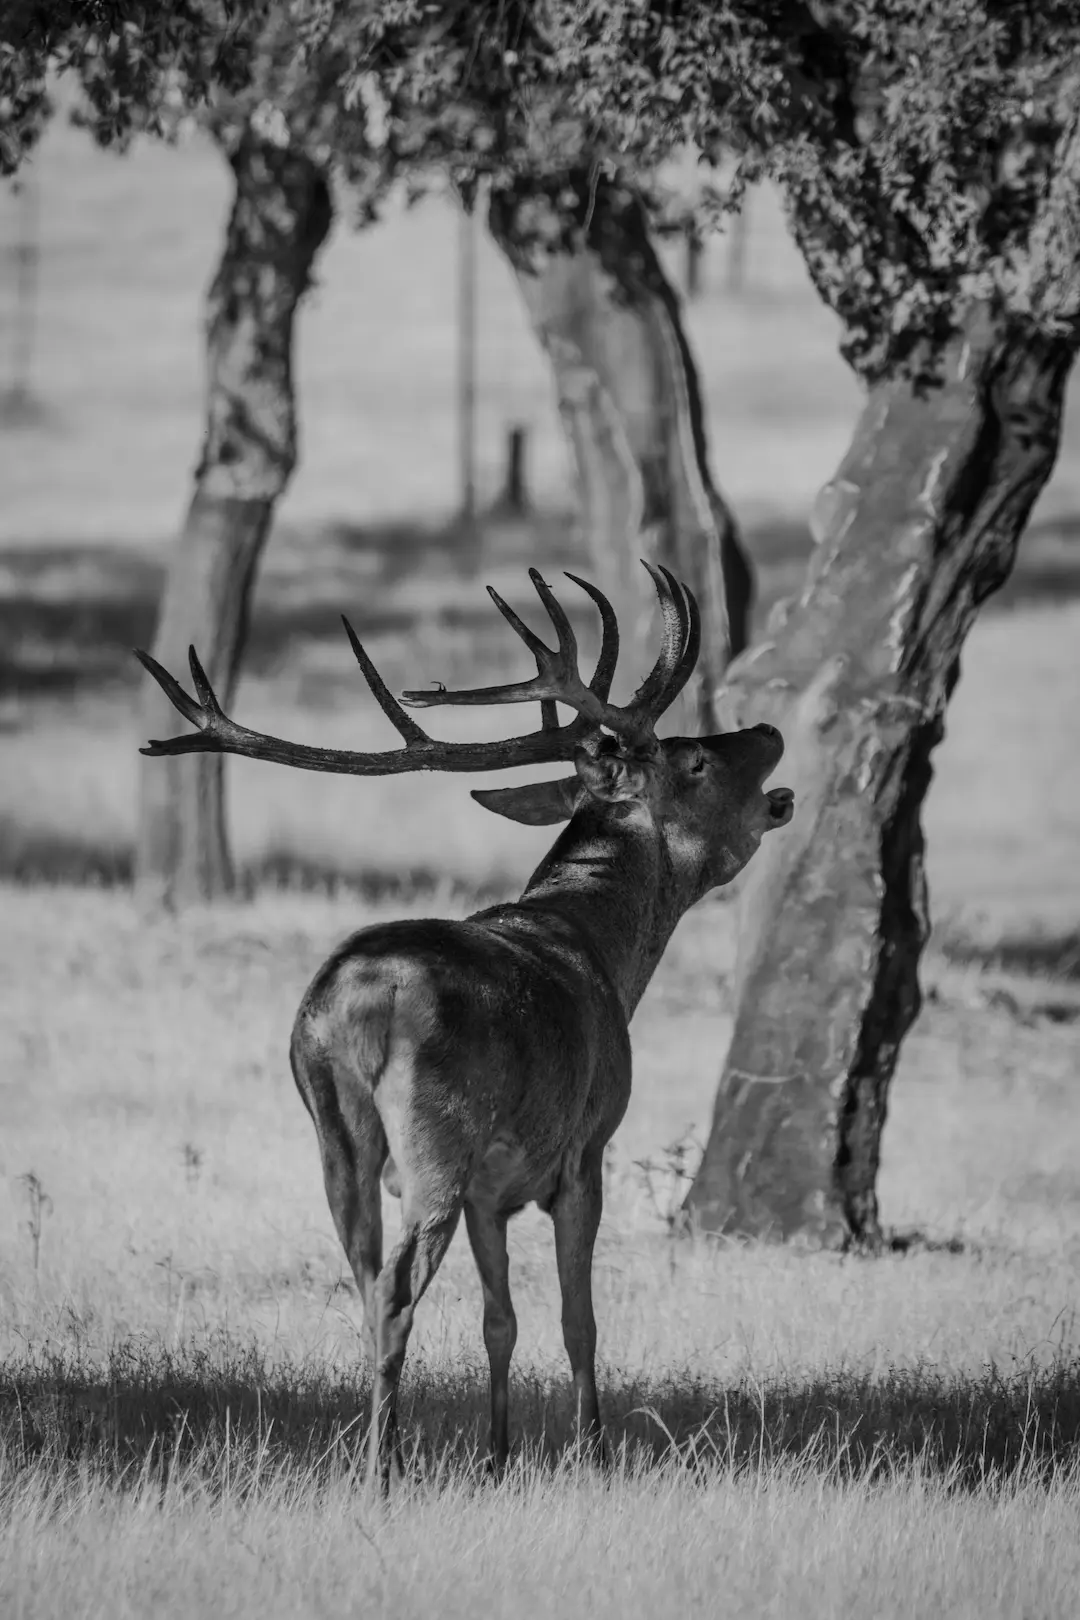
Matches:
[[574, 744, 649, 804], [470, 777, 581, 825]]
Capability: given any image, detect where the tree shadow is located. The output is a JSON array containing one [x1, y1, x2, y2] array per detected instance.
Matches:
[[4, 510, 1075, 701], [0, 819, 513, 902], [937, 928, 1080, 983], [3, 1343, 1078, 1493], [884, 1229, 969, 1256]]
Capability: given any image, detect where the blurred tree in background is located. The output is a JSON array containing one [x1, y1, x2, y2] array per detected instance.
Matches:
[[5, 2, 1080, 1246], [4, 6, 332, 901]]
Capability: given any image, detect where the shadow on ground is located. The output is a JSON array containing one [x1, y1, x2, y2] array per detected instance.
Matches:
[[2, 509, 1077, 700], [3, 1341, 1078, 1491], [0, 511, 571, 700], [0, 819, 517, 903], [937, 929, 1080, 982], [1, 818, 1077, 997]]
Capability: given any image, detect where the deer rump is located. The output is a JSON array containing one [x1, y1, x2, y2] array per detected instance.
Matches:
[[291, 911, 632, 1219]]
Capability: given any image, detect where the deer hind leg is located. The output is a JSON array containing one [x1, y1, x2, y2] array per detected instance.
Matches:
[[463, 1201, 517, 1473], [318, 1116, 386, 1367], [551, 1148, 607, 1462], [367, 1196, 462, 1495], [294, 1044, 388, 1366]]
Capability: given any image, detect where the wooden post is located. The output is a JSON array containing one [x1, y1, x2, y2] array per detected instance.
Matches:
[[2, 169, 40, 421], [501, 423, 528, 514], [724, 197, 750, 296], [684, 227, 703, 300], [457, 197, 478, 521]]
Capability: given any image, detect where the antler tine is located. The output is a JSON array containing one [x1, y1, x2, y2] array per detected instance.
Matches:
[[186, 646, 224, 718], [340, 616, 432, 747], [485, 580, 553, 662], [134, 647, 205, 735], [648, 577, 702, 717], [626, 562, 690, 717], [564, 572, 620, 702], [524, 570, 580, 731], [526, 567, 578, 664]]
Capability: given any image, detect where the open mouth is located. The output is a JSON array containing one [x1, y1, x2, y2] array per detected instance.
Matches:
[[766, 787, 795, 826]]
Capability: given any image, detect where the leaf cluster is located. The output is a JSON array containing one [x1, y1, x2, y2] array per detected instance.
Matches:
[[0, 3, 268, 173]]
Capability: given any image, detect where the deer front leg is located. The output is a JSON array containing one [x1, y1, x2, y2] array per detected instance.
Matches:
[[464, 1200, 517, 1472], [551, 1150, 606, 1461]]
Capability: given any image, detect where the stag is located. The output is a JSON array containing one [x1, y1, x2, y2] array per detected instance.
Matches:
[[136, 564, 794, 1491]]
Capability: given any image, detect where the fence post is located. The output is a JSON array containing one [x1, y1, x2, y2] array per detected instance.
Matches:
[[684, 226, 703, 300], [457, 195, 478, 522], [2, 170, 41, 423], [724, 196, 750, 296], [500, 423, 528, 515]]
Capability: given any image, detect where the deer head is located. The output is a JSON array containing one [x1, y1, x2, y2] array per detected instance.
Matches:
[[396, 564, 793, 901]]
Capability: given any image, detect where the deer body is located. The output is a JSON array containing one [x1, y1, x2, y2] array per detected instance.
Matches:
[[292, 902, 633, 1231], [289, 807, 680, 1481], [137, 564, 793, 1490]]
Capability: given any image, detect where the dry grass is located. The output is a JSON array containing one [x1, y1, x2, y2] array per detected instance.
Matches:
[[2, 883, 1080, 1617], [4, 1447, 1080, 1620]]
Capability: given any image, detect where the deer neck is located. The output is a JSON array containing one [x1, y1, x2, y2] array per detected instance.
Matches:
[[513, 806, 695, 1019]]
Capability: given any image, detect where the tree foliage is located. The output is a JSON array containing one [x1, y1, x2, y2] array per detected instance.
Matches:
[[0, 3, 264, 171], [1, 2, 382, 199], [291, 2, 1080, 371], [543, 2, 1080, 372], [7, 2, 1080, 362], [215, 2, 1080, 374]]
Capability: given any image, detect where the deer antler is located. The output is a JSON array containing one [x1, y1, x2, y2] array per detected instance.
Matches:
[[402, 562, 700, 748], [135, 569, 648, 777]]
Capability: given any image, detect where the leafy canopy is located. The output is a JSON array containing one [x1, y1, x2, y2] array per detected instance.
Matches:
[[6, 2, 1080, 369], [296, 0, 1080, 368]]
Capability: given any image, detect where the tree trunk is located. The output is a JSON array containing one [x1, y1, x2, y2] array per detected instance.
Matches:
[[489, 174, 750, 730], [136, 130, 332, 907], [684, 308, 1074, 1248]]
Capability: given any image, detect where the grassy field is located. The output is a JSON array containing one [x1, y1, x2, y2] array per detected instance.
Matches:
[[2, 888, 1080, 1617], [2, 118, 1080, 1618]]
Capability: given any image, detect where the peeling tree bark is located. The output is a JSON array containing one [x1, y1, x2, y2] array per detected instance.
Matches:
[[684, 308, 1074, 1247], [135, 129, 332, 908], [489, 174, 750, 729]]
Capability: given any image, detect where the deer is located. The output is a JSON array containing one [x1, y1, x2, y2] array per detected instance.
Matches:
[[136, 562, 794, 1492]]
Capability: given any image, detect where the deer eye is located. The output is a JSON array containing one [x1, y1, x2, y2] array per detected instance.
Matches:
[[688, 751, 707, 775]]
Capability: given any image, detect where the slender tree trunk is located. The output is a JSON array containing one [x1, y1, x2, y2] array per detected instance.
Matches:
[[684, 308, 1074, 1247], [489, 174, 750, 729], [136, 130, 332, 907]]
